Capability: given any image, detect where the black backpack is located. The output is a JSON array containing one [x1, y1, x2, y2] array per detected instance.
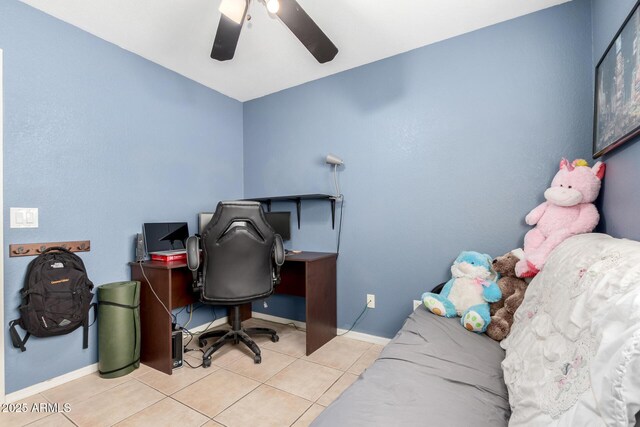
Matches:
[[9, 247, 97, 352]]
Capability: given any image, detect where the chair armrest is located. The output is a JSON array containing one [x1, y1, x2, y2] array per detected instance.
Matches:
[[272, 234, 284, 285], [186, 236, 201, 291], [186, 235, 200, 271], [273, 234, 285, 266]]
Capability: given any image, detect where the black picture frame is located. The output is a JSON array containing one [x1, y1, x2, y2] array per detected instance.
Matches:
[[593, 0, 640, 158]]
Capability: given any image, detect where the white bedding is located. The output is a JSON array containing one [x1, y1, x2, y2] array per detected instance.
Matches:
[[502, 233, 640, 426]]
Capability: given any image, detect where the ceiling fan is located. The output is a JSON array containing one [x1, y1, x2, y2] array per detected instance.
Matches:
[[212, 0, 338, 63]]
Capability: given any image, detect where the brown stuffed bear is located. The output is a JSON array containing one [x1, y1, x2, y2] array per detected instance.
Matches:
[[486, 250, 529, 341]]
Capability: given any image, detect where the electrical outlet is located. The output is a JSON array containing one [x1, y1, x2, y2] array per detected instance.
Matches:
[[367, 294, 375, 309], [413, 300, 422, 310]]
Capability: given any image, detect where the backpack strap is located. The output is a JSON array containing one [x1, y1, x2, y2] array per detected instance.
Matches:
[[40, 246, 74, 255], [9, 320, 30, 352], [83, 303, 98, 350]]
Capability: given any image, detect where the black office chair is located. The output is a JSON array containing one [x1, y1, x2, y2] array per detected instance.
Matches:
[[186, 201, 285, 366]]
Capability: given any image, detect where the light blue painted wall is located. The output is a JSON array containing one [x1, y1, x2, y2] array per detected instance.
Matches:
[[243, 0, 594, 338], [1, 1, 244, 393], [591, 0, 640, 241]]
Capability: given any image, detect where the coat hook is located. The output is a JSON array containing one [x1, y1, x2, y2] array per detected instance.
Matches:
[[38, 245, 47, 253], [13, 246, 29, 255], [78, 243, 86, 250]]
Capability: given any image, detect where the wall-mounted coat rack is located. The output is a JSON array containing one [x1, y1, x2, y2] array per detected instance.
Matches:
[[9, 240, 91, 257]]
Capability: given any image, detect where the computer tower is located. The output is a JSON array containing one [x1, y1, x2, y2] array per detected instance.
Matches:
[[171, 330, 183, 369]]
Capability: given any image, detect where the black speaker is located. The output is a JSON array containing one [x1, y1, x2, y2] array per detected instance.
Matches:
[[135, 233, 145, 262]]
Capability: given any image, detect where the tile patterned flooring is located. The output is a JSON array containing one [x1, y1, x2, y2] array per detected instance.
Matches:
[[2, 319, 384, 427]]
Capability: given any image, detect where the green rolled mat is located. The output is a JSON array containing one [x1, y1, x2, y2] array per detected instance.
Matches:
[[97, 281, 140, 379]]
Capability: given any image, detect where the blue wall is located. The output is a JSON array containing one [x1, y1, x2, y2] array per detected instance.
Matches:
[[1, 1, 244, 393], [591, 0, 640, 241], [243, 0, 594, 338]]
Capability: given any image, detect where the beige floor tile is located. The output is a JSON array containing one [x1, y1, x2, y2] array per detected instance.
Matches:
[[128, 363, 154, 378], [303, 336, 372, 371], [24, 413, 75, 427], [292, 404, 325, 427], [184, 349, 205, 363], [347, 344, 384, 375], [224, 348, 296, 383], [214, 384, 311, 427], [65, 379, 164, 427], [202, 421, 225, 427], [266, 359, 342, 401], [209, 343, 256, 367], [172, 369, 259, 418], [42, 372, 131, 405], [115, 397, 209, 427], [316, 373, 359, 406], [136, 362, 219, 395], [0, 394, 51, 426], [244, 318, 300, 335], [259, 329, 307, 358], [186, 327, 259, 367]]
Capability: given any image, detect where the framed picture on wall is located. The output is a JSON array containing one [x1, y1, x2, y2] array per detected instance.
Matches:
[[593, 0, 640, 158]]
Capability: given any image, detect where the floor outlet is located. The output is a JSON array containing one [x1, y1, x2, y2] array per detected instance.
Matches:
[[367, 294, 375, 309]]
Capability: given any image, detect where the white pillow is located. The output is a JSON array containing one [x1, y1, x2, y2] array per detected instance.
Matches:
[[502, 234, 640, 426]]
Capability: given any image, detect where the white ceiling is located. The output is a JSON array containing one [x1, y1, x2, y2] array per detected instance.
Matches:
[[21, 0, 570, 102]]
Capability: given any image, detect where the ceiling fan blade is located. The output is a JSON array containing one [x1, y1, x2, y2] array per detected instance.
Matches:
[[211, 1, 249, 61], [276, 0, 338, 63]]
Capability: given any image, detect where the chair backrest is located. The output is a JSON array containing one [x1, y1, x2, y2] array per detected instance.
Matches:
[[199, 201, 277, 305]]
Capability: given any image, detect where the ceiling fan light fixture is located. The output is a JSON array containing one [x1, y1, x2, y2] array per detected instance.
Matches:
[[266, 0, 280, 14], [219, 0, 247, 25]]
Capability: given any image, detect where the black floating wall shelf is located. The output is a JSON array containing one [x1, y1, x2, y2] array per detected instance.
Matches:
[[243, 194, 337, 229]]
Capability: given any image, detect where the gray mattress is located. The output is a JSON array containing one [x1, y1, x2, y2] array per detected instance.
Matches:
[[312, 307, 510, 426]]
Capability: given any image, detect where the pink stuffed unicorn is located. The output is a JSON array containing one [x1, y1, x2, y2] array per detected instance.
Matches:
[[515, 159, 605, 278]]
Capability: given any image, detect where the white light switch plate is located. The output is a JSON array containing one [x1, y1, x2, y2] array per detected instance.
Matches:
[[10, 208, 38, 228]]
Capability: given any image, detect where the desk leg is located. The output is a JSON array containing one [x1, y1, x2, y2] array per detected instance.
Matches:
[[305, 257, 337, 355], [131, 266, 174, 375]]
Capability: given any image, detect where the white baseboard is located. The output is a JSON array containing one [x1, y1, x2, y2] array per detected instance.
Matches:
[[5, 363, 98, 403], [251, 312, 307, 330], [251, 312, 391, 345], [183, 316, 229, 334], [336, 329, 391, 345]]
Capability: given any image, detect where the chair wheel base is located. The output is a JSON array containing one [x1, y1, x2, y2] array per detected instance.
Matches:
[[198, 339, 207, 348], [202, 358, 212, 368], [254, 355, 262, 364], [271, 335, 279, 343]]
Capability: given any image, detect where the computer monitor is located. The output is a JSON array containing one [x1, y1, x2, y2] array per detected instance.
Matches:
[[198, 212, 214, 234], [143, 222, 189, 254], [264, 212, 291, 241]]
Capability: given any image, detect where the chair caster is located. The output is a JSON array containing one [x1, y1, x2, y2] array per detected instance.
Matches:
[[254, 355, 262, 364], [203, 358, 212, 368], [198, 339, 207, 348], [271, 335, 279, 343]]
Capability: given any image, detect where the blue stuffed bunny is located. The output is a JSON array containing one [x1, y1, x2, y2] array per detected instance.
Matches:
[[422, 251, 501, 333]]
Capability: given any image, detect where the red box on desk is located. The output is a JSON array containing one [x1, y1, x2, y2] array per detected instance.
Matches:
[[150, 253, 187, 262]]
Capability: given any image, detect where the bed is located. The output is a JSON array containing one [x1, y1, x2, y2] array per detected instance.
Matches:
[[313, 305, 510, 426], [313, 234, 640, 426]]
